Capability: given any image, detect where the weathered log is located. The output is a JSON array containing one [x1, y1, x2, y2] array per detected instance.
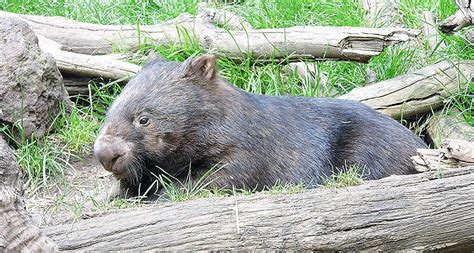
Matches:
[[427, 111, 474, 146], [412, 139, 474, 172], [362, 0, 403, 28], [0, 10, 420, 62], [38, 36, 141, 80], [62, 75, 94, 96], [43, 166, 474, 251], [365, 67, 378, 85], [0, 137, 58, 251], [467, 30, 474, 43], [197, 3, 252, 30], [422, 11, 447, 50], [439, 0, 474, 33], [281, 62, 338, 96], [340, 60, 474, 119]]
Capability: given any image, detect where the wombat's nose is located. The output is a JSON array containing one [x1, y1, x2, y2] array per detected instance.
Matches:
[[93, 136, 127, 173]]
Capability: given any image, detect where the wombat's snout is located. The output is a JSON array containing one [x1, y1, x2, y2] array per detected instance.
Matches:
[[93, 136, 129, 175]]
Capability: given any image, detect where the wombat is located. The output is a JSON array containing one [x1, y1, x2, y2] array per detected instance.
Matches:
[[93, 54, 427, 198]]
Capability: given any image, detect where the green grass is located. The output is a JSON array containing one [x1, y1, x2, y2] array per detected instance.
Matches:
[[0, 0, 199, 24], [1, 97, 104, 192], [232, 0, 365, 28], [323, 164, 366, 189], [51, 103, 100, 154], [1, 0, 473, 201], [1, 123, 70, 192]]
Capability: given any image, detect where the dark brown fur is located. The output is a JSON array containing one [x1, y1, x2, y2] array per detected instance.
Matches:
[[93, 55, 427, 198]]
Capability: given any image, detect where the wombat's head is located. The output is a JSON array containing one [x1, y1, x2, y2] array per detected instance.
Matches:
[[93, 54, 223, 184]]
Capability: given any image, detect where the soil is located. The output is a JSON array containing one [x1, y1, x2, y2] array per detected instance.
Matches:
[[26, 156, 118, 226]]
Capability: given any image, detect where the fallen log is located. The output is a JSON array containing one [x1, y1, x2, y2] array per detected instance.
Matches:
[[427, 111, 474, 146], [43, 166, 474, 251], [363, 0, 403, 28], [281, 62, 337, 96], [38, 36, 141, 80], [439, 0, 474, 34], [0, 10, 420, 62], [340, 60, 474, 119], [422, 11, 447, 50], [0, 137, 58, 252], [468, 30, 474, 43], [412, 139, 474, 172], [197, 3, 252, 30]]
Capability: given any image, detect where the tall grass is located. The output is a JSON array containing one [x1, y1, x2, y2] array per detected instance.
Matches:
[[0, 0, 199, 24]]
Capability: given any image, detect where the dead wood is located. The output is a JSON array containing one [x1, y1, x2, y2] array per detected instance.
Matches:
[[38, 36, 141, 80], [427, 111, 474, 146], [339, 60, 474, 119], [0, 10, 420, 62], [422, 11, 447, 50], [412, 139, 474, 172], [467, 30, 474, 43], [439, 0, 474, 33], [197, 3, 252, 30], [43, 166, 474, 251], [363, 0, 403, 28], [0, 137, 58, 252], [365, 67, 377, 85], [281, 62, 337, 96]]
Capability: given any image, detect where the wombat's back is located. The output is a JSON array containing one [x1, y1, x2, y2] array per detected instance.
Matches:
[[214, 92, 427, 188]]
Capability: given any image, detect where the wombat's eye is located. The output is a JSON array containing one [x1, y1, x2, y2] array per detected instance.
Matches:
[[139, 117, 149, 125]]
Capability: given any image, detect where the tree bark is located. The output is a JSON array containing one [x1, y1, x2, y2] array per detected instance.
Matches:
[[412, 139, 474, 172], [0, 10, 420, 63], [439, 0, 474, 33], [339, 60, 474, 119], [42, 166, 474, 251], [0, 137, 58, 252]]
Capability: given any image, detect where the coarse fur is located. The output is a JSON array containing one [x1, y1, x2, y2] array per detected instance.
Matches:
[[94, 55, 427, 198]]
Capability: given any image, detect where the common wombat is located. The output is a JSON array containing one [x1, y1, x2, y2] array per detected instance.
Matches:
[[94, 54, 427, 198]]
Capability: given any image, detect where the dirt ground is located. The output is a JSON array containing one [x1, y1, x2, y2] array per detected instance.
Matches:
[[26, 156, 122, 227]]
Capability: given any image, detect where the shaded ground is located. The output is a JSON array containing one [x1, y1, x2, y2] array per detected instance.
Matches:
[[26, 156, 121, 226]]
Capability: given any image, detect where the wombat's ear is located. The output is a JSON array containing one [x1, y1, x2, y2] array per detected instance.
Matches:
[[182, 55, 217, 80]]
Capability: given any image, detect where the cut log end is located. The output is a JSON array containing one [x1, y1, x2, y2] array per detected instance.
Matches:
[[412, 139, 474, 172]]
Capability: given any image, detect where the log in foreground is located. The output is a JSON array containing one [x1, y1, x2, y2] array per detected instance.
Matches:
[[340, 60, 474, 119], [0, 137, 58, 251], [44, 166, 474, 251], [0, 10, 420, 62]]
